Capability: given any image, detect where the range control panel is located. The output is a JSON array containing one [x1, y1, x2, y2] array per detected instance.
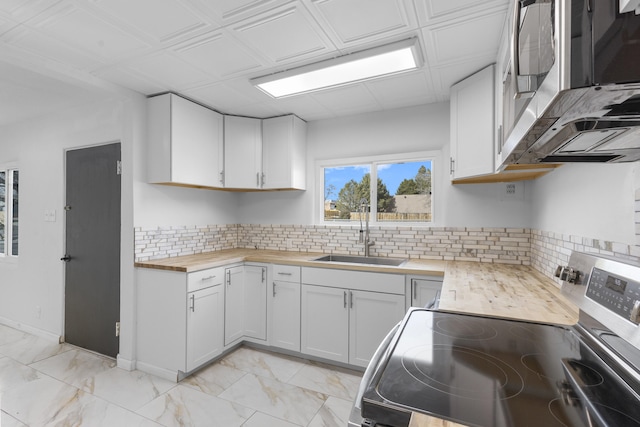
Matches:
[[586, 267, 640, 324]]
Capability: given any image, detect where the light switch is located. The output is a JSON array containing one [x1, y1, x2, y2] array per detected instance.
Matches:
[[44, 209, 56, 222]]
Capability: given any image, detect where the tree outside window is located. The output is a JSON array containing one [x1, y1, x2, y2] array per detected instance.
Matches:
[[323, 159, 432, 223]]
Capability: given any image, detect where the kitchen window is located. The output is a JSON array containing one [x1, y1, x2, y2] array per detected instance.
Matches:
[[320, 154, 433, 224], [0, 167, 19, 257]]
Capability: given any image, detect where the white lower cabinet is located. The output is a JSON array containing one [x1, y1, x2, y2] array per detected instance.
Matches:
[[269, 265, 301, 352], [136, 266, 225, 380], [187, 284, 224, 372], [244, 265, 267, 341], [224, 264, 267, 346], [301, 283, 405, 368], [349, 290, 405, 367], [301, 284, 350, 363], [407, 276, 443, 308]]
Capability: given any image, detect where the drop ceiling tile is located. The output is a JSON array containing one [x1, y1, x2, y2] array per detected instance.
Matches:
[[415, 0, 509, 25], [182, 82, 257, 112], [430, 56, 495, 94], [230, 2, 335, 65], [308, 0, 417, 46], [365, 70, 437, 107], [30, 5, 150, 61], [93, 66, 166, 95], [189, 0, 292, 25], [422, 9, 506, 66], [125, 52, 211, 90], [91, 0, 210, 43], [0, 0, 59, 21], [310, 84, 380, 114], [269, 95, 332, 120], [5, 27, 105, 70], [172, 30, 264, 78]]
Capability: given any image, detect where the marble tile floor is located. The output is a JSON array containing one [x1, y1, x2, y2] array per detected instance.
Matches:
[[0, 325, 363, 427]]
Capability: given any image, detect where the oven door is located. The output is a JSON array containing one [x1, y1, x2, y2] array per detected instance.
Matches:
[[348, 321, 401, 427]]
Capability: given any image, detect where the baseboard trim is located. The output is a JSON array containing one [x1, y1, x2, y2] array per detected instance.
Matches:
[[117, 355, 136, 371], [0, 317, 61, 343]]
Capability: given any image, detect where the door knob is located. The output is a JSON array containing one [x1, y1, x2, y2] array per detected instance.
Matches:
[[60, 255, 71, 262]]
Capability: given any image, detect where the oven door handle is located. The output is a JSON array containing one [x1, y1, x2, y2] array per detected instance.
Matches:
[[354, 322, 401, 411]]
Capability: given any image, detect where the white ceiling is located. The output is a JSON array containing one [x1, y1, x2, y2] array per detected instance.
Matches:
[[0, 0, 509, 126]]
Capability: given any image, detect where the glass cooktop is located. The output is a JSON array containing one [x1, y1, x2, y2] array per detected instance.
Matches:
[[361, 309, 640, 427]]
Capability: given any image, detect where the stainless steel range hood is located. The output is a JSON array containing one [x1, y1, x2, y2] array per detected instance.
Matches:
[[502, 87, 640, 165], [500, 0, 640, 167]]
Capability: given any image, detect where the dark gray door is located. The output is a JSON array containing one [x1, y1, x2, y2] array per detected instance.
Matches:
[[64, 143, 121, 358]]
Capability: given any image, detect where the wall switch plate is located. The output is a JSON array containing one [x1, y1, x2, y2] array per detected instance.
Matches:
[[44, 209, 56, 222]]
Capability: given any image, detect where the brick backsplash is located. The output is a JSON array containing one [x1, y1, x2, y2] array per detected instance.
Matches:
[[236, 224, 532, 264], [134, 224, 640, 284], [530, 229, 640, 286], [134, 224, 238, 261]]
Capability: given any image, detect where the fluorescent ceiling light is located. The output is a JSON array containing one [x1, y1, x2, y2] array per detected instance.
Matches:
[[251, 38, 423, 98]]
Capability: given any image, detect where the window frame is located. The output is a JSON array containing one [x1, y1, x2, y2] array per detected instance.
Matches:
[[0, 164, 19, 259], [317, 151, 438, 226]]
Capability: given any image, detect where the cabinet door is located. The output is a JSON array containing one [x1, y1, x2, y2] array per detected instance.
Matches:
[[450, 64, 495, 180], [224, 266, 244, 345], [186, 284, 224, 372], [349, 290, 405, 368], [301, 284, 349, 363], [224, 115, 262, 189], [244, 265, 267, 340], [410, 278, 442, 308], [147, 93, 223, 188], [269, 280, 301, 352], [262, 115, 306, 190]]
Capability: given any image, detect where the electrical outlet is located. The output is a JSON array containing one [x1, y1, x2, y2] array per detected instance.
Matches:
[[500, 182, 524, 201]]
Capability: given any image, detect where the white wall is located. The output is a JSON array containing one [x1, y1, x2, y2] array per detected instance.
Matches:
[[238, 103, 533, 228], [0, 97, 128, 342], [530, 162, 638, 245]]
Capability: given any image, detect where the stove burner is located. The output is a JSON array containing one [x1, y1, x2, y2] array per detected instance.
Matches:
[[434, 317, 498, 340], [521, 355, 602, 384], [401, 344, 524, 400]]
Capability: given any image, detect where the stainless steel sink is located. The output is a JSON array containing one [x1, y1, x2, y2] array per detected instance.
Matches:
[[313, 254, 408, 267]]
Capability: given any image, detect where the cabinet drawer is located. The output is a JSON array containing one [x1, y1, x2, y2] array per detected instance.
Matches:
[[188, 267, 224, 292], [272, 264, 301, 283]]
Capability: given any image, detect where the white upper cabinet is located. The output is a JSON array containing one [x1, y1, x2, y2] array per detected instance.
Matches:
[[223, 115, 262, 189], [449, 64, 496, 181], [147, 93, 224, 188], [262, 115, 307, 190]]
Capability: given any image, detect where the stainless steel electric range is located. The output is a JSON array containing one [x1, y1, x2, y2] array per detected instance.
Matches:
[[349, 252, 640, 427]]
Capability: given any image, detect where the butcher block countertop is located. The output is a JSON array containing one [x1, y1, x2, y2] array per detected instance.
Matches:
[[135, 249, 578, 325], [136, 249, 578, 427]]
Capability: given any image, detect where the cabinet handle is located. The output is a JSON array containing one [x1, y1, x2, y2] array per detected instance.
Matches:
[[262, 268, 266, 283], [273, 282, 276, 297], [277, 272, 292, 276], [226, 270, 231, 286], [450, 157, 455, 174], [190, 294, 195, 312], [256, 172, 260, 187], [220, 170, 225, 185], [412, 279, 417, 300], [344, 291, 347, 308], [261, 173, 266, 187], [202, 275, 216, 281], [350, 291, 353, 309]]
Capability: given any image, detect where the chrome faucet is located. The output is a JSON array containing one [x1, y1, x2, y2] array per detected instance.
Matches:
[[358, 198, 375, 257]]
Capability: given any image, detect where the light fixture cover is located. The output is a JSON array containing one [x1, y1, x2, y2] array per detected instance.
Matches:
[[251, 38, 423, 98]]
